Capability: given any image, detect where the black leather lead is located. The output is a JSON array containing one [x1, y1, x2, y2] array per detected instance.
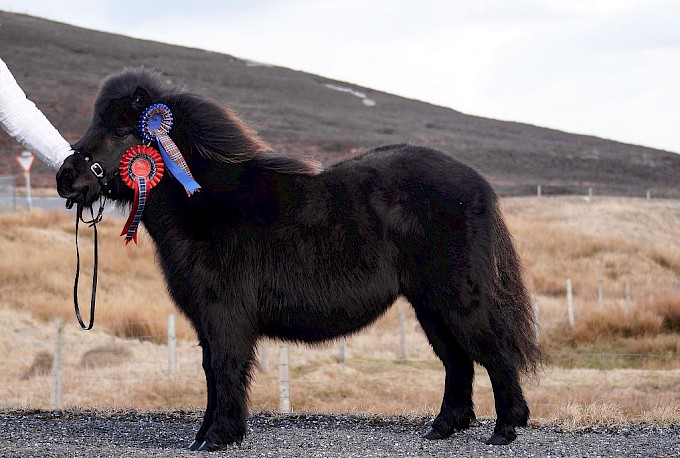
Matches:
[[73, 199, 105, 330]]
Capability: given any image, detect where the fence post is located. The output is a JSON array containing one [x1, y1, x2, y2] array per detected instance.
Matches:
[[398, 300, 407, 360], [598, 280, 604, 311], [258, 340, 270, 373], [279, 345, 291, 413], [168, 314, 176, 380], [537, 185, 542, 197], [588, 187, 593, 199], [338, 337, 346, 363], [533, 296, 540, 342], [567, 279, 575, 327], [51, 318, 64, 410], [625, 279, 631, 309], [646, 190, 651, 200]]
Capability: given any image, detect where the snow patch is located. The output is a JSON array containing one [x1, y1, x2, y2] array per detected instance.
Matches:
[[325, 84, 376, 107]]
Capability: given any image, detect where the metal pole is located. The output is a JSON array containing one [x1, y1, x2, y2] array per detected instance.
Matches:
[[24, 172, 32, 212]]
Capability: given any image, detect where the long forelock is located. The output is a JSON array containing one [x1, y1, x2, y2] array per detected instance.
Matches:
[[94, 67, 169, 117]]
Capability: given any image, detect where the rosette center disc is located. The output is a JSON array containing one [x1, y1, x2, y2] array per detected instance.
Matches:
[[148, 113, 163, 132], [130, 157, 152, 178]]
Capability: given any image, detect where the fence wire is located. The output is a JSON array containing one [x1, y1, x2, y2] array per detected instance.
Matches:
[[1, 315, 677, 422]]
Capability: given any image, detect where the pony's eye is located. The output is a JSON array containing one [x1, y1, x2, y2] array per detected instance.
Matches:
[[113, 128, 130, 139]]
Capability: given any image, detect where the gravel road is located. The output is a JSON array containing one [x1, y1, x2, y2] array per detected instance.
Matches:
[[1, 411, 678, 458]]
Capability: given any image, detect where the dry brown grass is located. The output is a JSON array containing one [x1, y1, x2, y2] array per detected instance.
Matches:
[[642, 293, 680, 332], [502, 197, 680, 360], [1, 197, 679, 425], [0, 210, 196, 341]]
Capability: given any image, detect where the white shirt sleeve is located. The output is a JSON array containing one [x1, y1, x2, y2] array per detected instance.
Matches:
[[0, 57, 74, 170]]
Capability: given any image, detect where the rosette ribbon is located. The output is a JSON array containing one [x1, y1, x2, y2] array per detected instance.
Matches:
[[120, 145, 164, 244], [139, 103, 201, 196]]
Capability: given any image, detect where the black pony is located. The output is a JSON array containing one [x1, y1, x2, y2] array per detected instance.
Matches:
[[57, 68, 541, 451]]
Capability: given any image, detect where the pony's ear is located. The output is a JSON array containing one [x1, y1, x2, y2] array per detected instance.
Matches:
[[132, 86, 151, 111]]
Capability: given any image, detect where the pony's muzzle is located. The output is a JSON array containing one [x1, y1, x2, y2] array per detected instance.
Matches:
[[57, 153, 103, 207]]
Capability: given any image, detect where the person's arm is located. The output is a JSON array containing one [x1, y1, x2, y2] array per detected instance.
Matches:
[[0, 58, 73, 170]]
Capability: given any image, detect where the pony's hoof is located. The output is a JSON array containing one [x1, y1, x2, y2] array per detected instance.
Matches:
[[189, 440, 203, 451], [486, 425, 517, 446], [197, 439, 225, 452], [485, 433, 510, 445], [423, 427, 451, 440]]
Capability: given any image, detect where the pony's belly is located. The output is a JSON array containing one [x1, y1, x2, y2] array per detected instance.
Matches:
[[260, 295, 397, 343]]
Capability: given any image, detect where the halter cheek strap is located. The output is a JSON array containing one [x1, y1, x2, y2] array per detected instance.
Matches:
[[87, 156, 117, 196]]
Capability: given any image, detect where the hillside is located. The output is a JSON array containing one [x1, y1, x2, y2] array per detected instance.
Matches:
[[1, 11, 680, 196]]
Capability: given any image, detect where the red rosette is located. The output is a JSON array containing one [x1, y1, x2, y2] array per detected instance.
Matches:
[[120, 144, 164, 189], [119, 144, 164, 245]]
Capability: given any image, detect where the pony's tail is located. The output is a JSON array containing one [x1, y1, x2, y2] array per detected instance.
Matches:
[[484, 196, 543, 374]]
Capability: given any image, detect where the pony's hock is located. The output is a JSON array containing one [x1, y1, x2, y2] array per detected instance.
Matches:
[[56, 68, 542, 451]]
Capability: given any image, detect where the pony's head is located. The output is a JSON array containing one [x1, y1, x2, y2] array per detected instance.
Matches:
[[57, 67, 273, 207]]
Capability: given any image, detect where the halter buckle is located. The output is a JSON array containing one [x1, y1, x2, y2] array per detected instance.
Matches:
[[90, 162, 105, 179]]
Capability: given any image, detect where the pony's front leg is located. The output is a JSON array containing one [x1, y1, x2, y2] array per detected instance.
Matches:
[[189, 337, 217, 450], [197, 318, 257, 452]]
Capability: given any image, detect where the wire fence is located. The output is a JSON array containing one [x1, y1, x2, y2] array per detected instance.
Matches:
[[1, 312, 678, 422], [494, 183, 680, 200], [0, 179, 678, 217]]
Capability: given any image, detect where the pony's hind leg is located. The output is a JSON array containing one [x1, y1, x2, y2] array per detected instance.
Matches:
[[472, 321, 530, 445], [412, 306, 476, 440]]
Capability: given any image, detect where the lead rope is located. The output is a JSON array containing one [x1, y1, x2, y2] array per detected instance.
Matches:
[[73, 197, 106, 330]]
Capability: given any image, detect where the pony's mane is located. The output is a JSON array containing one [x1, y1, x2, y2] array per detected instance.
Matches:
[[98, 67, 321, 176]]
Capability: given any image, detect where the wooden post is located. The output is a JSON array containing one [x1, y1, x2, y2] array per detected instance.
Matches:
[[51, 318, 64, 410], [567, 279, 575, 327], [537, 185, 542, 197], [338, 337, 346, 363], [646, 190, 651, 200], [257, 340, 270, 373], [398, 300, 407, 360], [588, 187, 593, 199], [167, 314, 176, 380], [625, 279, 631, 309], [598, 280, 604, 311], [278, 345, 291, 413], [533, 296, 540, 342]]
